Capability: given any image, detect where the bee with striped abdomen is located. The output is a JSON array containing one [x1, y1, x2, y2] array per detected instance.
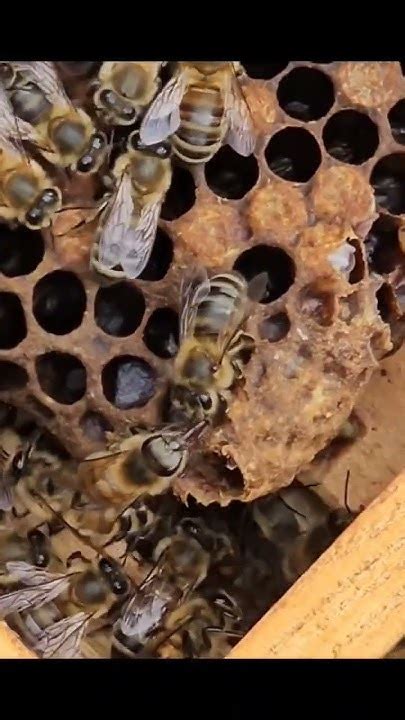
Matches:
[[139, 61, 255, 164]]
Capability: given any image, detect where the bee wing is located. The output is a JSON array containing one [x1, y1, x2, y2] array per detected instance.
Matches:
[[35, 612, 91, 659], [179, 267, 210, 342], [139, 72, 187, 145], [5, 561, 66, 586], [120, 586, 168, 638], [119, 201, 161, 279], [224, 74, 256, 157], [12, 61, 71, 108], [0, 577, 70, 617], [97, 171, 135, 269], [0, 83, 37, 154]]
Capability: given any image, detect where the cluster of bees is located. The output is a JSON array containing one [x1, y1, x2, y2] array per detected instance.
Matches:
[[0, 405, 358, 659], [0, 62, 361, 658], [0, 60, 254, 277]]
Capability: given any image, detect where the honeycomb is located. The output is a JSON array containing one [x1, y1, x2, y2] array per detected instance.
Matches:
[[0, 61, 404, 506]]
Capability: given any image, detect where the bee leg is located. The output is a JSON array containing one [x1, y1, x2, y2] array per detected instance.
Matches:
[[66, 550, 90, 568]]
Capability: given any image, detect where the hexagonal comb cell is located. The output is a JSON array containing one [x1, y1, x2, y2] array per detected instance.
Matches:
[[35, 352, 86, 404], [0, 60, 398, 507], [234, 246, 296, 303], [371, 153, 405, 215], [33, 271, 86, 335], [95, 283, 145, 337], [0, 226, 44, 277], [265, 128, 322, 182], [205, 147, 259, 199], [0, 292, 27, 349], [277, 66, 335, 121], [102, 355, 157, 410], [323, 110, 379, 164]]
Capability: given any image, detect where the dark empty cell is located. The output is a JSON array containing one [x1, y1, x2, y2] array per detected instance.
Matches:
[[234, 245, 295, 303], [95, 283, 145, 337], [401, 63, 405, 76], [0, 293, 26, 349], [35, 352, 86, 405], [0, 225, 44, 277], [300, 283, 336, 326], [376, 283, 396, 323], [0, 361, 28, 391], [388, 100, 405, 145], [143, 308, 179, 359], [259, 312, 291, 342], [242, 63, 288, 79], [323, 110, 379, 164], [277, 67, 334, 122], [33, 271, 86, 335], [102, 355, 157, 410], [160, 166, 196, 220], [370, 153, 405, 214], [265, 128, 321, 182], [365, 215, 402, 274], [80, 411, 112, 442], [138, 228, 173, 281], [205, 146, 258, 199], [347, 239, 365, 284]]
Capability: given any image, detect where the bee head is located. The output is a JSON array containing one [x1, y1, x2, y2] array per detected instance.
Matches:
[[128, 130, 171, 159]]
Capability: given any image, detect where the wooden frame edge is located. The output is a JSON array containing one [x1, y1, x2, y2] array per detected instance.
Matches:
[[227, 471, 405, 659]]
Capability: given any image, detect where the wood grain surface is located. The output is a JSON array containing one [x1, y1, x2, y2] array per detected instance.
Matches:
[[227, 471, 405, 659]]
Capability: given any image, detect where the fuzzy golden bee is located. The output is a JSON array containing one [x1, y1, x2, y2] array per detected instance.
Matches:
[[90, 130, 172, 279], [167, 268, 266, 425], [139, 61, 255, 164], [0, 83, 61, 229], [0, 61, 107, 174], [77, 422, 205, 512], [93, 61, 162, 127]]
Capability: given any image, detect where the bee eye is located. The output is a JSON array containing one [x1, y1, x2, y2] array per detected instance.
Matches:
[[112, 577, 128, 595], [25, 206, 44, 227], [199, 393, 213, 411], [39, 188, 59, 207], [155, 142, 171, 159], [98, 558, 112, 574], [128, 131, 145, 152], [77, 154, 95, 173]]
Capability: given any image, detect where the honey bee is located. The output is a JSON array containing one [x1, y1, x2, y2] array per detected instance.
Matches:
[[90, 130, 172, 280], [112, 531, 210, 657], [78, 422, 206, 511], [0, 83, 61, 229], [93, 62, 162, 127], [0, 555, 129, 658], [139, 61, 256, 164], [162, 590, 243, 659], [0, 61, 107, 174], [0, 428, 41, 511], [167, 268, 266, 425]]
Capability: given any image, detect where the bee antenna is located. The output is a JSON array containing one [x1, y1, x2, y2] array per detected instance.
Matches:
[[343, 469, 352, 515], [279, 495, 307, 520]]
